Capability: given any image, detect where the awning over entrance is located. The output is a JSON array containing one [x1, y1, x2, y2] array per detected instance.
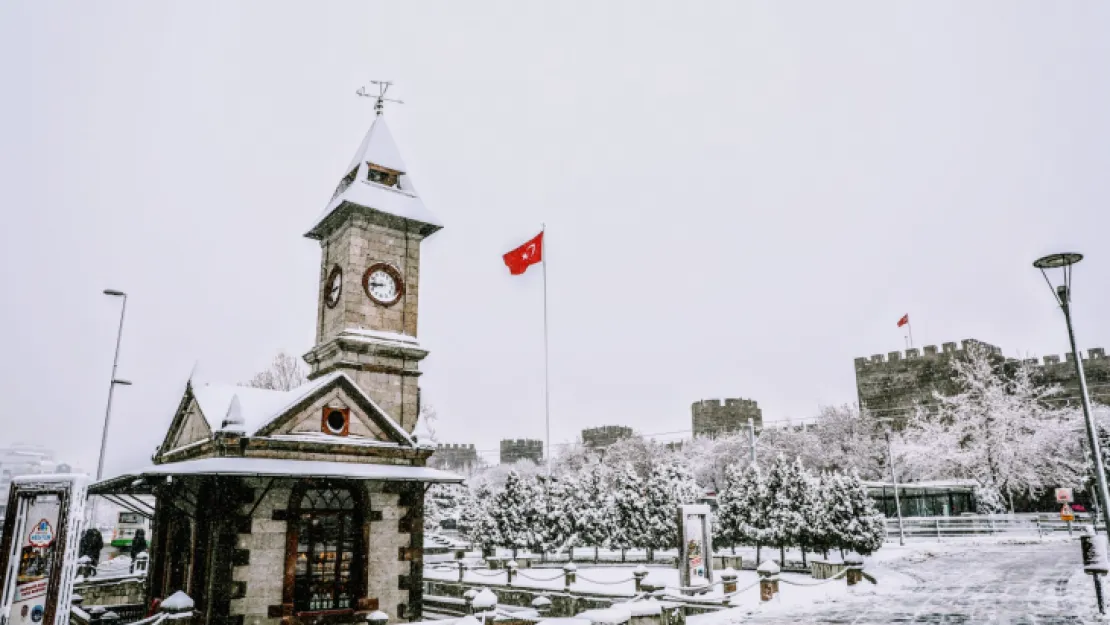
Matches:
[[90, 457, 464, 496]]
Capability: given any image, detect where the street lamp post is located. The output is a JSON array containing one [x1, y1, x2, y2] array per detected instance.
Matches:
[[1034, 253, 1110, 534], [879, 418, 905, 546], [97, 290, 131, 482]]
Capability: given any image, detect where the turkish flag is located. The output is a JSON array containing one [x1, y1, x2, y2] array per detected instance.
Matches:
[[503, 231, 544, 275], [897, 314, 910, 328]]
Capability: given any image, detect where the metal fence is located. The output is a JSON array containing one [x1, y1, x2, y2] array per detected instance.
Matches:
[[884, 514, 1100, 541]]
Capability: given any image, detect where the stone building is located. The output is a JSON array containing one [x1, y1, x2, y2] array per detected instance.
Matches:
[[429, 444, 479, 474], [499, 439, 543, 465], [581, 426, 634, 449], [854, 338, 1110, 425], [90, 104, 462, 625], [691, 398, 763, 438]]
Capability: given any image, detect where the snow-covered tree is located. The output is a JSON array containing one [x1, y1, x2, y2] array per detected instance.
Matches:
[[899, 343, 1085, 505], [639, 459, 701, 558], [766, 457, 819, 566], [824, 470, 885, 556], [425, 483, 466, 533], [572, 463, 615, 559], [489, 471, 547, 556], [245, 351, 307, 391], [457, 484, 500, 555], [609, 463, 647, 556], [538, 474, 578, 555]]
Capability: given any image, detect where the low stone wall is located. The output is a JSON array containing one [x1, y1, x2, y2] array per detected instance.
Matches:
[[810, 560, 847, 580], [74, 576, 145, 607], [425, 579, 619, 617]]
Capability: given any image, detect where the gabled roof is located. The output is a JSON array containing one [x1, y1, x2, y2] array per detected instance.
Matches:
[[306, 116, 442, 239], [159, 371, 414, 457]]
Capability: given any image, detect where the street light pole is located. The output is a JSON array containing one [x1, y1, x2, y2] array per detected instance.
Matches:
[[97, 290, 130, 482], [1034, 253, 1110, 534], [881, 419, 905, 546]]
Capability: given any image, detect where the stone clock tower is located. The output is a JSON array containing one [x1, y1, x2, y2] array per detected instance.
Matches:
[[302, 107, 441, 433]]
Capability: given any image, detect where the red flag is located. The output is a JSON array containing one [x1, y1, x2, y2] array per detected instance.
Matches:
[[503, 231, 544, 275], [897, 314, 909, 328]]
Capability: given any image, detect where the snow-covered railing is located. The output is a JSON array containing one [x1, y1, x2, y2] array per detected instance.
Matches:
[[884, 514, 1099, 541]]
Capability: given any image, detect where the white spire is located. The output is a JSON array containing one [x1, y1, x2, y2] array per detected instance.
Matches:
[[345, 116, 407, 175], [219, 394, 246, 434]]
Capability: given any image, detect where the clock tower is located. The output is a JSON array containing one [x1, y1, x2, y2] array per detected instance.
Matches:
[[302, 98, 441, 433]]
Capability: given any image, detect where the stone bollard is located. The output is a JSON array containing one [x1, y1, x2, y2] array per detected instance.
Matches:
[[365, 610, 389, 625], [632, 564, 649, 593], [507, 560, 518, 587], [87, 606, 106, 624], [100, 612, 120, 625], [564, 562, 577, 589], [845, 552, 864, 587], [531, 596, 552, 617], [458, 560, 468, 583], [756, 560, 780, 602], [463, 589, 478, 615], [472, 589, 498, 620], [160, 591, 196, 625], [720, 567, 738, 594]]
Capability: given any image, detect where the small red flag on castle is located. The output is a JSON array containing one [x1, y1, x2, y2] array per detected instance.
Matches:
[[897, 313, 910, 328], [503, 231, 544, 276]]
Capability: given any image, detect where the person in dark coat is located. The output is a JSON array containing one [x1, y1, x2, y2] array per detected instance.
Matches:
[[129, 529, 148, 559], [79, 529, 103, 567]]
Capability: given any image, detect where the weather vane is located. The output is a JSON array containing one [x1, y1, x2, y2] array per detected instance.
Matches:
[[356, 80, 403, 116]]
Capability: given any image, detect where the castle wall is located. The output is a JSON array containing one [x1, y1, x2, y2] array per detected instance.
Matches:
[[581, 426, 633, 449], [854, 339, 1110, 423], [691, 398, 763, 438], [499, 439, 543, 465], [430, 444, 479, 473]]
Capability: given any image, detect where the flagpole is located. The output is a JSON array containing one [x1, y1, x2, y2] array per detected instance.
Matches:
[[542, 223, 552, 477], [907, 320, 915, 349]]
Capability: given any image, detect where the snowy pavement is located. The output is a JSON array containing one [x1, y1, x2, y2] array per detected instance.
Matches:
[[698, 539, 1099, 624]]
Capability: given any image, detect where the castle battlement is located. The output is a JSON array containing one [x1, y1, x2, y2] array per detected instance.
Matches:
[[692, 398, 759, 409], [855, 340, 1106, 371]]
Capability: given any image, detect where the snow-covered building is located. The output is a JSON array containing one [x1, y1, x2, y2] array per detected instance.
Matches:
[[91, 98, 462, 625]]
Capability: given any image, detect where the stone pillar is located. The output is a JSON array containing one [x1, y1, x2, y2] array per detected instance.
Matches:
[[563, 562, 577, 589], [463, 589, 477, 615], [366, 610, 389, 625], [720, 567, 738, 594], [845, 553, 864, 587], [507, 560, 518, 586], [756, 560, 780, 602], [457, 560, 468, 583], [633, 564, 649, 593], [531, 596, 552, 617]]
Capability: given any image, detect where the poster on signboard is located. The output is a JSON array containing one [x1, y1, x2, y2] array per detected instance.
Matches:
[[0, 475, 88, 625], [676, 504, 714, 592]]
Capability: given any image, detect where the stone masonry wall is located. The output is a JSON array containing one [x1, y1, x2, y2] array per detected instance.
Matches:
[[228, 479, 414, 625], [581, 426, 633, 449], [854, 339, 1109, 424], [499, 439, 543, 465], [690, 398, 763, 438]]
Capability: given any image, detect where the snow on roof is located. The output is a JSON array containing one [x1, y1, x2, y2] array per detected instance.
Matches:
[[192, 372, 340, 436], [97, 457, 464, 486], [307, 116, 441, 239], [184, 371, 414, 447], [337, 327, 425, 352], [347, 116, 407, 174]]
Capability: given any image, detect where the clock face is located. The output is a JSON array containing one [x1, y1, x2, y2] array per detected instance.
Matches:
[[363, 263, 404, 306], [325, 266, 342, 309]]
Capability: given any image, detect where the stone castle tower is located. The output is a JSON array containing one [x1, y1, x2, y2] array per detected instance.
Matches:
[[691, 398, 763, 437], [301, 114, 441, 432]]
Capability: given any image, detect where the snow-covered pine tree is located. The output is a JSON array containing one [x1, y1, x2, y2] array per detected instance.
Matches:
[[713, 463, 744, 551], [640, 459, 701, 559], [490, 470, 537, 556], [539, 474, 578, 556], [425, 483, 466, 534], [458, 483, 501, 556], [769, 457, 817, 566], [762, 454, 792, 564], [609, 462, 647, 560], [824, 469, 885, 556], [808, 472, 837, 559], [573, 463, 614, 561]]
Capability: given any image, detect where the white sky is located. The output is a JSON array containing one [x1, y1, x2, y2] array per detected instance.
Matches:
[[1, 1, 1108, 475]]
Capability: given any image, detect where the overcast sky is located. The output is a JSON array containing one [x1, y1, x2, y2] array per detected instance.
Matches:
[[2, 1, 1108, 474]]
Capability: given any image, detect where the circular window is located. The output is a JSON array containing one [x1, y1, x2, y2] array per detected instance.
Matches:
[[325, 409, 346, 434]]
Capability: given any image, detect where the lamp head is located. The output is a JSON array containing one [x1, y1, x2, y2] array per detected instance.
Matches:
[[113, 379, 132, 386], [103, 289, 126, 297], [1033, 252, 1083, 308]]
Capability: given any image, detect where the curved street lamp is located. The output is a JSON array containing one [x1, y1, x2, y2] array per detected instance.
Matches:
[[97, 289, 129, 482], [1033, 253, 1110, 532]]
